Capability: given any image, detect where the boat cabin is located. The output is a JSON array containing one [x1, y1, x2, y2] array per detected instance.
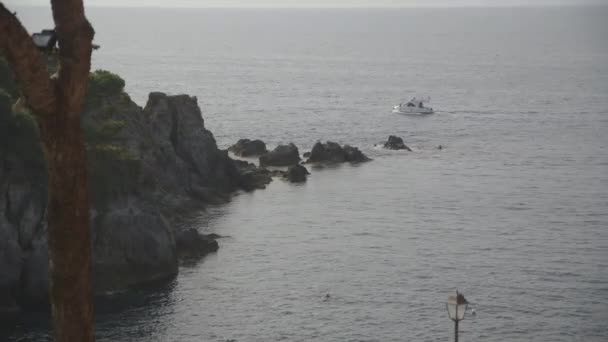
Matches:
[[405, 98, 426, 108]]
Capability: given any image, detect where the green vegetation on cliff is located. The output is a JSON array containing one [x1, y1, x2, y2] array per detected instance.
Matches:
[[0, 80, 46, 183], [86, 70, 127, 105], [0, 66, 140, 209]]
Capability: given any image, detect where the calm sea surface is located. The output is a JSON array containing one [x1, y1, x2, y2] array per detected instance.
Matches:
[[7, 6, 608, 342]]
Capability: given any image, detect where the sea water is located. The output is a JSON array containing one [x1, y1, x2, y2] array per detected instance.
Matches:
[[6, 6, 608, 342]]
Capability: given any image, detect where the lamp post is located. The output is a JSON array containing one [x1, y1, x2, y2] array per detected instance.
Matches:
[[446, 291, 468, 342]]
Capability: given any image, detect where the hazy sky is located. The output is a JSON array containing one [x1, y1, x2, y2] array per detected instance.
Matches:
[[8, 0, 608, 7]]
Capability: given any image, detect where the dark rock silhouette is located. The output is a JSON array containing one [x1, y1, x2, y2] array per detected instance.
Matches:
[[259, 143, 301, 167], [285, 164, 310, 183], [383, 135, 412, 151], [233, 160, 272, 191], [305, 141, 371, 164], [176, 228, 219, 259], [228, 138, 267, 157], [343, 145, 371, 163]]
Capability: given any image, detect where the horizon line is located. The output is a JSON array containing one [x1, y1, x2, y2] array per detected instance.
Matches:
[[12, 3, 608, 9]]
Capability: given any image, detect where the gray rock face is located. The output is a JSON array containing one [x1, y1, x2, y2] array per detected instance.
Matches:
[[0, 229, 21, 316], [0, 89, 266, 313], [383, 135, 412, 151], [91, 199, 178, 293], [229, 139, 268, 157], [20, 238, 49, 307], [136, 92, 245, 204], [306, 141, 371, 164], [0, 150, 47, 313], [259, 143, 301, 167]]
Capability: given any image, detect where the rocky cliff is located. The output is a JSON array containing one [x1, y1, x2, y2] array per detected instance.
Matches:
[[0, 65, 268, 315]]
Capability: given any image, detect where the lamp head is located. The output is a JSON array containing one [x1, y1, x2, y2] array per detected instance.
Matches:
[[446, 291, 468, 321]]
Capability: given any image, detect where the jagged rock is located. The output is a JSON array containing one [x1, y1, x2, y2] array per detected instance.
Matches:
[[176, 228, 219, 259], [142, 92, 243, 201], [285, 164, 310, 183], [229, 139, 267, 157], [383, 135, 412, 151], [259, 143, 300, 167], [343, 145, 371, 163], [307, 141, 345, 163], [303, 151, 311, 158], [306, 141, 371, 164]]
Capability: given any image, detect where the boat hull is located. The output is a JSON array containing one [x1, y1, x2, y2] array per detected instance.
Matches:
[[392, 107, 434, 114]]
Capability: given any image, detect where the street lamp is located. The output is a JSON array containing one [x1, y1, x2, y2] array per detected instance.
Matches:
[[446, 291, 468, 342]]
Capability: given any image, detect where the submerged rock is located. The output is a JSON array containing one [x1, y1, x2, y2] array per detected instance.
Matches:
[[228, 138, 267, 157], [259, 143, 301, 167], [305, 141, 371, 164], [383, 135, 412, 151], [266, 164, 309, 183], [285, 164, 310, 183]]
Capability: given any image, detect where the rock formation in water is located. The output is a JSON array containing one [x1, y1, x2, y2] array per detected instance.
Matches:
[[231, 159, 273, 190], [176, 228, 220, 259], [305, 141, 370, 164], [285, 164, 310, 183], [228, 138, 268, 157], [383, 135, 412, 151], [0, 65, 269, 314], [259, 143, 301, 167]]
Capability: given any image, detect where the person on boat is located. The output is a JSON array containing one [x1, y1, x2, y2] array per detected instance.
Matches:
[[419, 101, 423, 108]]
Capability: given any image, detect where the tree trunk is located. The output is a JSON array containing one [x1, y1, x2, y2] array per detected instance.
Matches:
[[39, 110, 94, 342], [0, 2, 96, 341]]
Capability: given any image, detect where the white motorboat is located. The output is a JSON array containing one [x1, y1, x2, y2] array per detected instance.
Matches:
[[392, 97, 434, 114]]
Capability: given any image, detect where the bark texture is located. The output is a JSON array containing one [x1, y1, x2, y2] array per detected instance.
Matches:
[[0, 2, 95, 341]]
